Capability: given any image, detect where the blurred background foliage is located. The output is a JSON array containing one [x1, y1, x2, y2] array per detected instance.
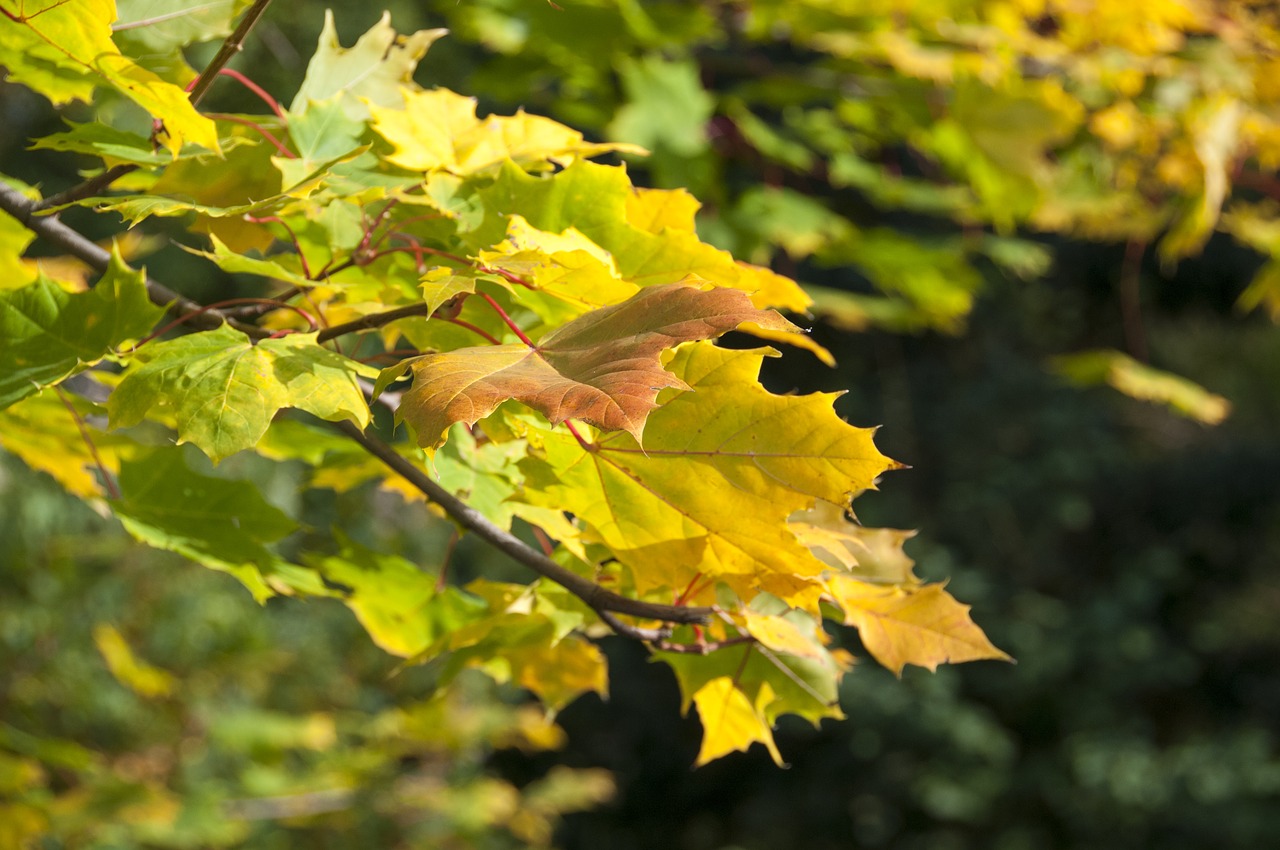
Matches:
[[3, 0, 1280, 847]]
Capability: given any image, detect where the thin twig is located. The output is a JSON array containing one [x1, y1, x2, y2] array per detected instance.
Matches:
[[187, 0, 276, 107], [316, 303, 431, 342], [333, 421, 711, 626], [55, 387, 121, 501]]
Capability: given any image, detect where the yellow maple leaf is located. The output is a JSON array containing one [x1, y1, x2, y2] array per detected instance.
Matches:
[[828, 577, 1011, 675], [692, 677, 783, 766], [371, 88, 646, 175]]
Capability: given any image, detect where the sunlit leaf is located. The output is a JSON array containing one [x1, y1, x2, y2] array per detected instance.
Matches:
[[109, 326, 375, 462], [395, 284, 797, 447]]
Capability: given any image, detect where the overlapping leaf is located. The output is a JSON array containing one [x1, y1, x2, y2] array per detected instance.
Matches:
[[109, 326, 374, 462], [658, 638, 847, 766], [371, 88, 646, 174], [0, 0, 218, 153], [827, 578, 1012, 675], [290, 11, 446, 120], [394, 284, 798, 448], [476, 160, 812, 312], [114, 448, 296, 602], [0, 252, 163, 410], [517, 343, 899, 601]]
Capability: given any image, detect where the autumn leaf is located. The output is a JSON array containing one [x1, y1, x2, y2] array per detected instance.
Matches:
[[394, 283, 798, 448], [290, 10, 446, 121], [371, 87, 647, 175], [477, 160, 813, 312], [690, 677, 783, 766], [109, 326, 375, 463], [1052, 348, 1231, 425], [517, 343, 899, 601], [789, 500, 920, 585], [828, 577, 1011, 675], [306, 536, 488, 657], [658, 639, 846, 765]]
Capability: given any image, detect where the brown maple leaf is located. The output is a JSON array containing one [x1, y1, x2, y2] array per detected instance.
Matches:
[[397, 283, 799, 447]]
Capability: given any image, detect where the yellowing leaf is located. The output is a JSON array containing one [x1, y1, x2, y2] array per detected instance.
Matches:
[[691, 677, 783, 766], [828, 577, 1011, 675], [290, 10, 446, 121], [308, 537, 488, 657], [372, 87, 647, 174], [0, 251, 164, 410], [478, 160, 812, 312], [110, 327, 375, 463], [740, 611, 824, 659], [625, 186, 701, 234], [518, 343, 899, 600], [93, 624, 176, 698], [0, 0, 218, 154], [789, 500, 919, 584], [395, 284, 796, 447], [0, 388, 128, 502], [1052, 348, 1231, 425]]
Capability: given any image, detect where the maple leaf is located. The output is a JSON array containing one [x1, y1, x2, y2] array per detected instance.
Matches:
[[114, 447, 297, 602], [0, 0, 218, 154], [789, 500, 920, 585], [290, 10, 446, 121], [658, 638, 846, 766], [516, 343, 900, 601], [827, 577, 1012, 675], [393, 283, 798, 448], [0, 251, 163, 410], [371, 88, 646, 175], [109, 326, 375, 463]]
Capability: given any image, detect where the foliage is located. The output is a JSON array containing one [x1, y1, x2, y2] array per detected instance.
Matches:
[[0, 4, 1010, 839], [406, 0, 1280, 417]]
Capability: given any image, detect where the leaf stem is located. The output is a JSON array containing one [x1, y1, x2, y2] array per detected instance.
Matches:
[[316, 304, 431, 343], [443, 317, 501, 345], [55, 387, 121, 501], [200, 68, 287, 119], [477, 291, 536, 346], [207, 113, 294, 158]]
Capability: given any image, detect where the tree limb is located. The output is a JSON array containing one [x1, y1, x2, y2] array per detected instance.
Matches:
[[334, 421, 711, 626], [1, 178, 712, 634], [0, 182, 266, 337]]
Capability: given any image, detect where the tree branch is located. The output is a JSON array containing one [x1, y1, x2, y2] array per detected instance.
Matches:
[[37, 0, 277, 210], [2, 177, 711, 634], [334, 422, 711, 626], [316, 303, 431, 342], [0, 182, 266, 337]]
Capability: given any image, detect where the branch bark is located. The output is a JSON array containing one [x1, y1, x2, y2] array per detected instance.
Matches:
[[0, 183, 266, 338], [334, 422, 710, 626]]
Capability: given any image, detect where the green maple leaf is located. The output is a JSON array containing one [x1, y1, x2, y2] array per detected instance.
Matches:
[[0, 250, 164, 410], [114, 447, 296, 602], [290, 10, 446, 121], [109, 326, 375, 462]]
